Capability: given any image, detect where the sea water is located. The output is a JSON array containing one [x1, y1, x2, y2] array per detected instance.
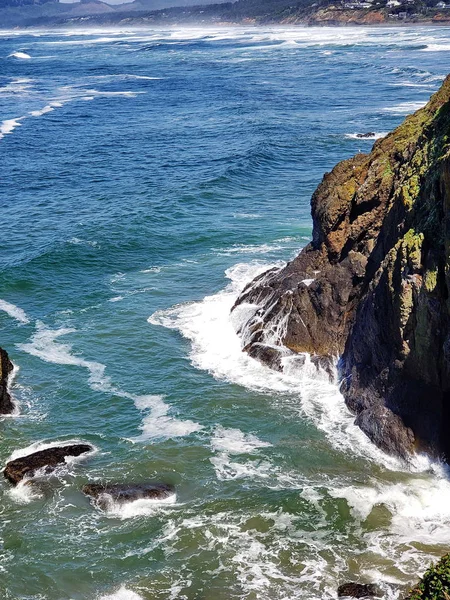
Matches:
[[0, 25, 450, 600]]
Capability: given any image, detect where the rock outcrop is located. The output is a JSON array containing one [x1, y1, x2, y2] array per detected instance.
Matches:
[[0, 347, 14, 414], [82, 483, 175, 510], [233, 75, 450, 460], [337, 582, 379, 598], [4, 444, 94, 484]]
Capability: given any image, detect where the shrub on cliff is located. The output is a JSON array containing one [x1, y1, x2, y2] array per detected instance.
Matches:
[[408, 554, 450, 600]]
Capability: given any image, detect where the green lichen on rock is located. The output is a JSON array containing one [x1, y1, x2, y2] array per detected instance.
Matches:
[[401, 229, 424, 271], [407, 554, 450, 600], [424, 268, 438, 293]]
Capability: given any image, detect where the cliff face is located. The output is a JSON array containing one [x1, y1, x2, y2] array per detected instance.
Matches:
[[0, 348, 14, 415], [233, 75, 450, 460]]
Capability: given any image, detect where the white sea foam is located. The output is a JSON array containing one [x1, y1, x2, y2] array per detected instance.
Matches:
[[214, 243, 284, 256], [422, 43, 450, 52], [19, 322, 202, 442], [210, 425, 273, 480], [98, 586, 144, 600], [8, 51, 31, 59], [68, 237, 98, 247], [98, 493, 177, 519], [345, 132, 387, 140], [211, 425, 272, 454], [330, 467, 450, 543], [128, 394, 203, 443], [0, 78, 34, 95], [7, 479, 43, 504], [232, 213, 262, 219], [0, 118, 24, 140], [383, 101, 427, 115], [84, 89, 144, 98], [30, 101, 63, 118], [0, 299, 30, 324], [18, 322, 110, 392]]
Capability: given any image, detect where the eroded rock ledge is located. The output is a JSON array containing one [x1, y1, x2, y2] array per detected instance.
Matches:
[[0, 347, 14, 415], [233, 75, 450, 461]]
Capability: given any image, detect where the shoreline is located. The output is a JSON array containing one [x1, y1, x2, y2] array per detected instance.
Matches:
[[2, 19, 450, 30]]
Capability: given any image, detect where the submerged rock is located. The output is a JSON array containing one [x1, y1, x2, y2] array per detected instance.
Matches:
[[338, 582, 379, 598], [355, 132, 376, 139], [0, 347, 14, 414], [82, 483, 175, 510], [4, 444, 94, 485], [233, 75, 450, 461]]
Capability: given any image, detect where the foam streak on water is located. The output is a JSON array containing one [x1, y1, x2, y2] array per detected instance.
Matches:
[[18, 322, 202, 442]]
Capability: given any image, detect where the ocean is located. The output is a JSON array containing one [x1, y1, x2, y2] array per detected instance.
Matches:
[[1, 25, 450, 600]]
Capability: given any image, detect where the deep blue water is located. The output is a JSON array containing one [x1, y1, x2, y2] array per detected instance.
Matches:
[[1, 25, 450, 600]]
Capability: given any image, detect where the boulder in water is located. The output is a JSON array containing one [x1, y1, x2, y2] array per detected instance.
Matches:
[[337, 582, 379, 598], [355, 132, 376, 138], [82, 483, 175, 509], [0, 347, 14, 414], [4, 444, 94, 485]]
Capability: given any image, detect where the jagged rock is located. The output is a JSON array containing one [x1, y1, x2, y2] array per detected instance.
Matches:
[[0, 347, 14, 414], [355, 132, 376, 139], [4, 444, 94, 485], [233, 75, 450, 461], [337, 582, 379, 598], [82, 483, 175, 510], [246, 343, 291, 371]]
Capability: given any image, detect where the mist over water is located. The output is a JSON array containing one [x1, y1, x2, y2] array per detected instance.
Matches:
[[1, 25, 450, 600]]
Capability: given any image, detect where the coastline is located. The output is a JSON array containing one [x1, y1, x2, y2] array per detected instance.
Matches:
[[2, 7, 450, 30]]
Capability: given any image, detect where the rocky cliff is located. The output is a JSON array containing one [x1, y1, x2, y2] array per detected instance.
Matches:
[[233, 75, 450, 461], [0, 348, 14, 414]]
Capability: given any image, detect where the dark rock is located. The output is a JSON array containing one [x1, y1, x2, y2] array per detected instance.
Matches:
[[233, 75, 450, 461], [338, 582, 379, 598], [4, 444, 94, 485], [310, 354, 336, 381], [354, 406, 415, 460], [355, 132, 376, 139], [246, 343, 287, 371], [82, 483, 175, 510], [0, 347, 14, 414]]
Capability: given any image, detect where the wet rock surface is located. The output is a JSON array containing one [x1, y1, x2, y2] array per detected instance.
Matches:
[[0, 347, 14, 414], [4, 444, 94, 485], [82, 483, 175, 509], [233, 75, 450, 461], [337, 582, 379, 598]]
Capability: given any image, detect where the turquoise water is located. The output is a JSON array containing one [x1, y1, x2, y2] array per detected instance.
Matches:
[[1, 25, 450, 600]]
